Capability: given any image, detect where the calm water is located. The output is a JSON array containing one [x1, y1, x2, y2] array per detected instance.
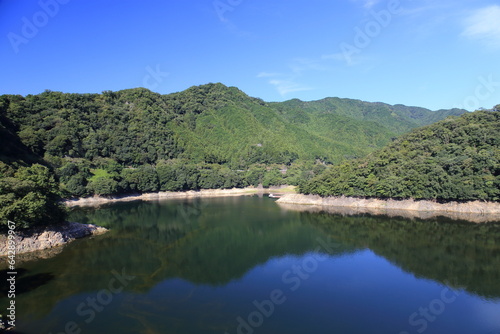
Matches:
[[3, 196, 500, 334]]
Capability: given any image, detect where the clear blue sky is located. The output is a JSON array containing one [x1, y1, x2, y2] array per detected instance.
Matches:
[[1, 0, 499, 111]]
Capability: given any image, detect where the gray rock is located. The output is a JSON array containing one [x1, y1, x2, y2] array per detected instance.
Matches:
[[0, 222, 108, 257]]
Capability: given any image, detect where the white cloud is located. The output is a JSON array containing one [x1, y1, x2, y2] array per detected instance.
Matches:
[[268, 79, 313, 96], [257, 72, 281, 78], [463, 5, 500, 48], [398, 0, 457, 17], [362, 0, 379, 9], [351, 0, 380, 10], [258, 55, 352, 96], [257, 63, 315, 97], [289, 57, 329, 74], [321, 53, 346, 61]]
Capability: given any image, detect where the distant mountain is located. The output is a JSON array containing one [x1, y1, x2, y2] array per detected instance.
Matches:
[[271, 97, 465, 160], [300, 107, 500, 201], [0, 83, 467, 167]]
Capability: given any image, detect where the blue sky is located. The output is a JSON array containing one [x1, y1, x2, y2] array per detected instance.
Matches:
[[1, 0, 499, 111]]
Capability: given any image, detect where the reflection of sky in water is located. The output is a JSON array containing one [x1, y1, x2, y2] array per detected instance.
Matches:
[[13, 250, 500, 334], [137, 250, 500, 334], [469, 296, 500, 332]]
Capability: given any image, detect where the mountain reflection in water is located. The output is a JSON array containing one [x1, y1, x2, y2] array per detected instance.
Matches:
[[4, 196, 500, 334]]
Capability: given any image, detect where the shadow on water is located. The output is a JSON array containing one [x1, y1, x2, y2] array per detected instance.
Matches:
[[0, 268, 55, 296]]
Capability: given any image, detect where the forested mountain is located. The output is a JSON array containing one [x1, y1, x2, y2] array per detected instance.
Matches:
[[300, 107, 500, 201], [1, 83, 464, 167], [271, 98, 465, 135], [0, 83, 469, 228]]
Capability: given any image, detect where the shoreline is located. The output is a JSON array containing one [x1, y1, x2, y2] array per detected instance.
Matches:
[[9, 188, 497, 258], [0, 186, 293, 259], [64, 186, 295, 207], [276, 194, 500, 223], [0, 221, 107, 258]]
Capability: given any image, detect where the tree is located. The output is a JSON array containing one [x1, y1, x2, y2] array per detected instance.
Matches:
[[87, 176, 118, 196], [262, 168, 284, 188], [65, 173, 89, 197], [0, 164, 66, 230], [120, 166, 159, 193], [156, 161, 179, 191]]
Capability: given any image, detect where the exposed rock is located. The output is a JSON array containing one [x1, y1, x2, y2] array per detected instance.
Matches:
[[277, 194, 500, 223], [64, 187, 267, 207], [0, 222, 108, 257]]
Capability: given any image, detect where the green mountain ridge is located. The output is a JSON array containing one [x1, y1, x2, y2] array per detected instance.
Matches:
[[300, 107, 500, 201], [1, 83, 466, 166]]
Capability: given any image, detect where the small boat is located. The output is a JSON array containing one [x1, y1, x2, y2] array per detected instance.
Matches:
[[268, 193, 281, 198]]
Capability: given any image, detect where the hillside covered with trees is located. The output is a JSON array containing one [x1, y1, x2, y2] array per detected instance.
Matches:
[[1, 83, 464, 166], [0, 115, 66, 229], [300, 107, 500, 201], [0, 83, 467, 229]]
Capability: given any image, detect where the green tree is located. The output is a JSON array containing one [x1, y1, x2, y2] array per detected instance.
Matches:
[[0, 164, 66, 230], [65, 173, 89, 197], [120, 166, 159, 193], [87, 176, 118, 196]]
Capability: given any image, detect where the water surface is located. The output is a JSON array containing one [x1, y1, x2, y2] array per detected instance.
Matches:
[[4, 196, 500, 334]]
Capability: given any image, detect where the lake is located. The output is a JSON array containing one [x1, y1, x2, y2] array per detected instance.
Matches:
[[4, 195, 500, 334]]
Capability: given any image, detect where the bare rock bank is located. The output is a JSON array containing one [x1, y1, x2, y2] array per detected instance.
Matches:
[[0, 222, 108, 257], [64, 187, 266, 207], [277, 194, 500, 223]]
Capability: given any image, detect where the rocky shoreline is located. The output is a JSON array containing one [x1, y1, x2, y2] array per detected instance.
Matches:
[[64, 186, 292, 207], [276, 194, 500, 223], [0, 222, 107, 258]]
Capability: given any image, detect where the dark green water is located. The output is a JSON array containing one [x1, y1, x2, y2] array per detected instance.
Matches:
[[4, 196, 500, 334]]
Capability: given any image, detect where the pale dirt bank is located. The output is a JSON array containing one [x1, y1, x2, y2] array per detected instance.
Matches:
[[0, 222, 107, 258], [64, 186, 296, 207], [277, 194, 500, 223]]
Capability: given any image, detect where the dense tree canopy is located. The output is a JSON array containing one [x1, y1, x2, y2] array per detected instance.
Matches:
[[0, 163, 66, 230], [300, 108, 500, 201], [1, 84, 463, 167]]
